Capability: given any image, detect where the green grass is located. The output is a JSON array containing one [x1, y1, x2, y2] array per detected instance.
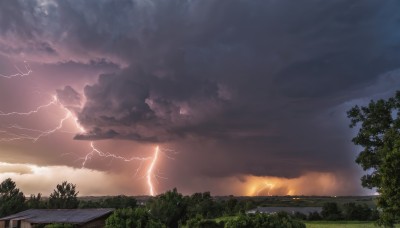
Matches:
[[305, 221, 400, 228], [214, 216, 237, 223]]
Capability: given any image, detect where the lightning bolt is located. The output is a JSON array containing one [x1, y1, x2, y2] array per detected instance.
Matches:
[[0, 61, 32, 79], [82, 142, 153, 168], [256, 183, 275, 196], [69, 110, 162, 196], [0, 96, 57, 116], [147, 146, 159, 196], [1, 63, 167, 195], [0, 97, 71, 142], [0, 93, 168, 196]]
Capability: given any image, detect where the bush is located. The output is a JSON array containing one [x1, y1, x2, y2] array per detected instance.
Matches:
[[105, 207, 164, 228], [186, 216, 224, 228], [342, 203, 376, 221], [307, 211, 322, 220], [225, 212, 306, 228], [321, 202, 342, 220], [293, 212, 307, 220]]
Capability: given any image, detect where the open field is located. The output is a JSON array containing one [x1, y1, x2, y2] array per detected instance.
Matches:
[[306, 221, 400, 228]]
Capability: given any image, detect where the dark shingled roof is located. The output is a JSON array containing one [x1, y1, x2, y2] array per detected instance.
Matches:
[[0, 209, 114, 224]]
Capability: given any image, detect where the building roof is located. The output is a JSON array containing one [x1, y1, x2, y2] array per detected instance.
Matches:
[[0, 208, 114, 224], [247, 207, 322, 215]]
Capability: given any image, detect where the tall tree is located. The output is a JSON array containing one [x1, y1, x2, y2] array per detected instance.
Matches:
[[26, 193, 46, 209], [147, 188, 187, 227], [49, 181, 79, 209], [348, 91, 400, 226], [321, 202, 342, 221], [0, 178, 25, 216]]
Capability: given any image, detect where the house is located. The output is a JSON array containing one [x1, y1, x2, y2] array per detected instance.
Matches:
[[247, 206, 322, 215], [0, 208, 114, 228]]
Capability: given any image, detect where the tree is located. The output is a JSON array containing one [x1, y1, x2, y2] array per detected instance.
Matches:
[[49, 181, 79, 209], [101, 195, 137, 209], [307, 211, 321, 221], [342, 203, 374, 221], [26, 193, 46, 209], [105, 207, 164, 228], [347, 91, 400, 226], [0, 178, 25, 216], [186, 192, 221, 219], [321, 202, 341, 220], [147, 188, 187, 227]]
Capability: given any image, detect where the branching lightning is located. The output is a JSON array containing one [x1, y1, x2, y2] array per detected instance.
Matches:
[[256, 183, 275, 196], [0, 96, 57, 116], [0, 93, 169, 196], [0, 61, 32, 79], [147, 146, 159, 196]]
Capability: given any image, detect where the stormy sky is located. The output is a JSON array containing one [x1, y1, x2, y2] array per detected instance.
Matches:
[[1, 0, 400, 196]]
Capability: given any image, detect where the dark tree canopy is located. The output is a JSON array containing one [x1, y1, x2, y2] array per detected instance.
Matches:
[[321, 202, 342, 221], [0, 178, 26, 217], [348, 91, 400, 226], [26, 193, 46, 209], [147, 188, 187, 227], [49, 181, 79, 209]]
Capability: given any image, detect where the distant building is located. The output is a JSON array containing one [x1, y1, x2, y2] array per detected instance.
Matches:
[[247, 206, 322, 215], [0, 208, 114, 228]]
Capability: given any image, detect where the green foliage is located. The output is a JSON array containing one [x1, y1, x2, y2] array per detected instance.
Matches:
[[342, 203, 377, 221], [186, 215, 224, 228], [48, 181, 79, 209], [293, 212, 307, 220], [78, 195, 137, 209], [186, 192, 221, 219], [321, 202, 342, 220], [225, 212, 306, 228], [26, 193, 47, 209], [147, 188, 187, 227], [102, 195, 137, 208], [105, 207, 164, 228], [307, 211, 322, 221], [0, 178, 26, 217], [78, 200, 102, 208], [223, 196, 239, 216], [347, 91, 400, 226], [305, 221, 389, 228]]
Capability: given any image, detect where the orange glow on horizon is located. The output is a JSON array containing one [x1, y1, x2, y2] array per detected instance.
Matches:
[[244, 172, 341, 196]]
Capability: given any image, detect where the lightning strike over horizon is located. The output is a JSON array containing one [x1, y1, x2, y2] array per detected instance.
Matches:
[[256, 183, 275, 196], [147, 146, 160, 196], [0, 61, 32, 79], [69, 110, 163, 196], [0, 92, 169, 196]]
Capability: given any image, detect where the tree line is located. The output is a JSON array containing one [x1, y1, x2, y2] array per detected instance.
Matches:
[[0, 178, 382, 228]]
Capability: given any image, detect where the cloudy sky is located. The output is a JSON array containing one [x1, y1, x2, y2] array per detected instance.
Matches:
[[0, 0, 400, 196]]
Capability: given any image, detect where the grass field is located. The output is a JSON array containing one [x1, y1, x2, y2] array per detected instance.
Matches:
[[306, 221, 400, 228]]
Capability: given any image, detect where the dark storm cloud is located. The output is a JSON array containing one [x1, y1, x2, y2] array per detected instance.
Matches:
[[2, 0, 400, 183], [71, 0, 400, 179], [56, 86, 82, 113]]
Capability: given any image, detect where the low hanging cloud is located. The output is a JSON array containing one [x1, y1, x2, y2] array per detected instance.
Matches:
[[0, 162, 33, 175], [75, 66, 228, 142]]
